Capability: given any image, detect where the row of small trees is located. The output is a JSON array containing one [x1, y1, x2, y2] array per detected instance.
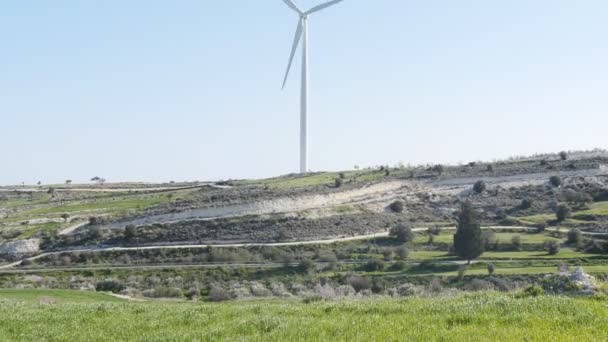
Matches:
[[390, 199, 592, 264]]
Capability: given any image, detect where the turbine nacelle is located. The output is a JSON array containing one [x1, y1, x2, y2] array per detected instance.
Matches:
[[282, 0, 345, 17], [281, 0, 344, 90]]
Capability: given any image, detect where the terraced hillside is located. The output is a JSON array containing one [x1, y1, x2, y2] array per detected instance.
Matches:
[[1, 151, 608, 303], [1, 151, 608, 253]]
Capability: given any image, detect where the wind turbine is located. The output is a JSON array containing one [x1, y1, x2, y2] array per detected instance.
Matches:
[[281, 0, 345, 174]]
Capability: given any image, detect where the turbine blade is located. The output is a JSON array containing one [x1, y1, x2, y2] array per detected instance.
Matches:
[[305, 0, 344, 15], [282, 19, 303, 89], [282, 0, 303, 14]]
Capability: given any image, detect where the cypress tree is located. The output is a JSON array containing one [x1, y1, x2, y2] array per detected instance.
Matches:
[[453, 201, 483, 264]]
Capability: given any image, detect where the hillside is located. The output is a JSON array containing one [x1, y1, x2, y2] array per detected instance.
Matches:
[[0, 150, 608, 303]]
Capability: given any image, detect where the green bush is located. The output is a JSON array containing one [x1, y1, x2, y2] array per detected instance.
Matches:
[[208, 285, 232, 302], [555, 204, 571, 222], [346, 275, 371, 292], [511, 235, 522, 251], [481, 231, 497, 251], [561, 189, 593, 206], [535, 222, 547, 232], [550, 176, 562, 187], [500, 217, 520, 226], [371, 278, 385, 294], [363, 259, 385, 272], [544, 240, 560, 255], [519, 199, 533, 210], [395, 245, 410, 260], [473, 181, 486, 194], [521, 285, 544, 297], [390, 224, 414, 243], [95, 280, 126, 293], [432, 164, 444, 175], [144, 287, 183, 298], [567, 229, 582, 245], [487, 263, 496, 276], [390, 201, 405, 213], [124, 225, 137, 239], [298, 259, 315, 274], [390, 261, 407, 271]]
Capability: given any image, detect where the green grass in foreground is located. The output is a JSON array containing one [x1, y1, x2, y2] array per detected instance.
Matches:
[[0, 290, 607, 341]]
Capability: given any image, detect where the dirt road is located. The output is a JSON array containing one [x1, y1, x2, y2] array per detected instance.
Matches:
[[3, 226, 594, 271]]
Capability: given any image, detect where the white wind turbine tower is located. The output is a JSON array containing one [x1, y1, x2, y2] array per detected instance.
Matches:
[[281, 0, 345, 174]]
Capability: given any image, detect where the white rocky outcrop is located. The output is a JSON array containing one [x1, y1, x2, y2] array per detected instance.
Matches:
[[544, 266, 597, 294], [567, 267, 596, 293]]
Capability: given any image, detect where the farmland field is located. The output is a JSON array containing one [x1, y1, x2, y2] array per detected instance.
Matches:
[[0, 289, 606, 341]]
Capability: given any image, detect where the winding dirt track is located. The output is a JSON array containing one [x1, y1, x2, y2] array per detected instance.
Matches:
[[2, 226, 603, 271]]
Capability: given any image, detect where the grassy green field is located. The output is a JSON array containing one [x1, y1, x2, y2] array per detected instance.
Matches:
[[0, 290, 607, 341], [576, 201, 608, 216], [414, 231, 561, 245], [16, 192, 187, 218], [2, 189, 196, 221], [0, 189, 198, 239], [0, 195, 52, 209], [407, 249, 604, 261], [517, 201, 608, 225], [427, 264, 608, 276], [0, 289, 124, 304], [17, 221, 62, 239], [239, 170, 387, 189]]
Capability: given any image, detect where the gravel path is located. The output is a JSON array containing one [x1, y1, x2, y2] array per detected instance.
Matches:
[[4, 226, 601, 271]]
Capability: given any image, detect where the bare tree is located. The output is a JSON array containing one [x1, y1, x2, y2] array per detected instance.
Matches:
[[60, 213, 70, 222]]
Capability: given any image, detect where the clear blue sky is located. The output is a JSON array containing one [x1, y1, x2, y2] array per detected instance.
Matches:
[[1, 0, 607, 185]]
